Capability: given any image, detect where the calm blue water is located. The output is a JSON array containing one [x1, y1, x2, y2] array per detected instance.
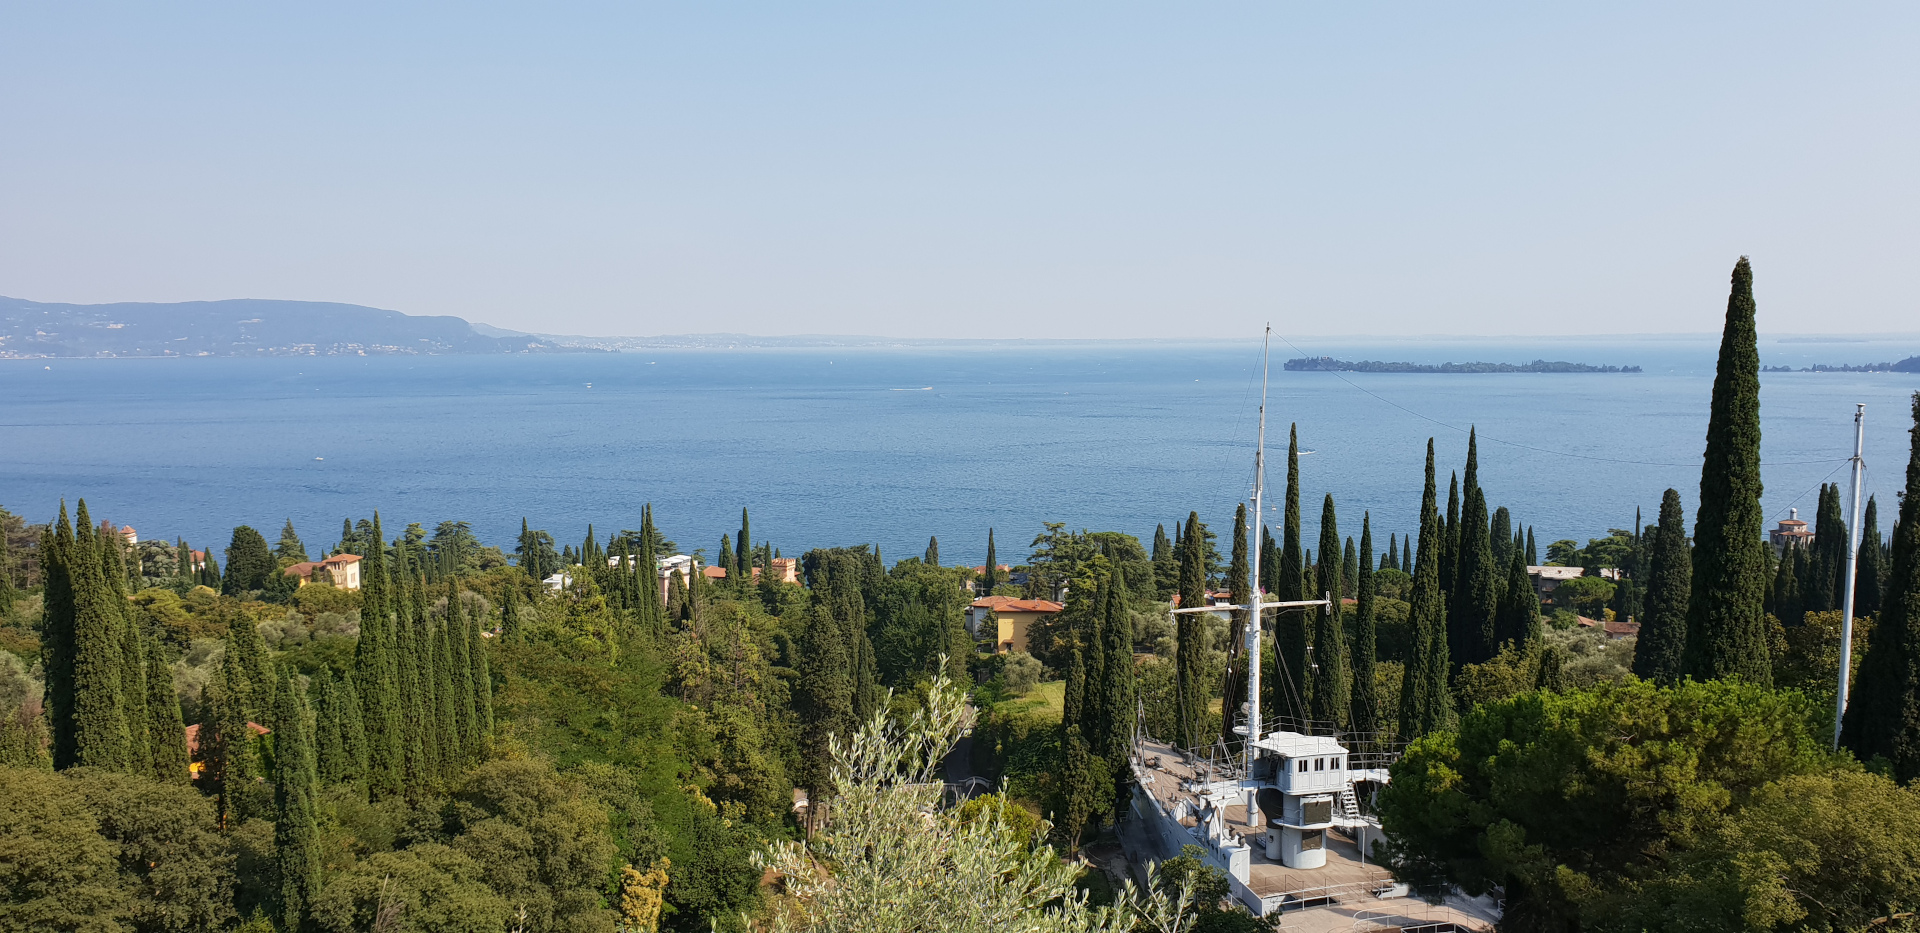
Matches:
[[3, 335, 1915, 565]]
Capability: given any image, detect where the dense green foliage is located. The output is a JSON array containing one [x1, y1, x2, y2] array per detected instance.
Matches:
[[1843, 392, 1920, 781]]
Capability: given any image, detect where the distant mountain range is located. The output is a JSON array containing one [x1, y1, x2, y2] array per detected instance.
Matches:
[[0, 297, 580, 358], [1284, 356, 1643, 374]]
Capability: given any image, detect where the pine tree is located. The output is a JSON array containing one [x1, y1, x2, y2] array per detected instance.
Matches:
[[1219, 504, 1251, 746], [1175, 511, 1208, 749], [355, 513, 403, 799], [925, 536, 939, 566], [1309, 495, 1348, 730], [1858, 495, 1886, 617], [1842, 392, 1920, 781], [1399, 441, 1453, 739], [276, 520, 308, 563], [70, 503, 130, 770], [222, 525, 275, 595], [1275, 425, 1309, 726], [145, 636, 189, 783], [1351, 514, 1379, 737], [1449, 431, 1496, 668], [1632, 489, 1692, 684], [1684, 257, 1772, 685], [273, 665, 320, 932]]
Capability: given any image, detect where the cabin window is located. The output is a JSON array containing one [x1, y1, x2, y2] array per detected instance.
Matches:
[[1330, 757, 1341, 770], [1297, 759, 1308, 773], [1314, 758, 1324, 771]]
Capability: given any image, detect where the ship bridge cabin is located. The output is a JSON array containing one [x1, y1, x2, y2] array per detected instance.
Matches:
[[1247, 732, 1349, 869]]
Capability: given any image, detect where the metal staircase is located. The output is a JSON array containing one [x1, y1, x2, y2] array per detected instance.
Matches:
[[1336, 783, 1366, 827]]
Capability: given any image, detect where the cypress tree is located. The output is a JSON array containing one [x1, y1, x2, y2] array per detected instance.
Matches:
[[312, 667, 349, 785], [1808, 483, 1848, 612], [796, 606, 854, 798], [176, 539, 192, 582], [1405, 535, 1414, 575], [201, 549, 220, 589], [1275, 425, 1310, 726], [337, 672, 367, 781], [1095, 562, 1135, 771], [501, 584, 521, 640], [355, 512, 403, 799], [718, 534, 736, 578], [984, 529, 999, 594], [1175, 511, 1208, 749], [431, 596, 462, 780], [738, 508, 753, 581], [1493, 543, 1538, 651], [394, 563, 435, 790], [273, 665, 320, 932], [1219, 504, 1251, 746], [1343, 536, 1358, 597], [1490, 506, 1514, 574], [1399, 441, 1453, 739], [1449, 431, 1496, 668], [44, 503, 76, 767], [1309, 495, 1348, 730], [1351, 514, 1379, 737], [925, 536, 939, 566], [1384, 533, 1397, 571], [222, 525, 275, 595], [1441, 472, 1460, 597], [1152, 523, 1174, 599], [1842, 392, 1920, 781], [1772, 545, 1805, 627], [466, 601, 493, 747], [70, 503, 130, 770], [100, 526, 151, 774], [449, 586, 482, 765], [1633, 488, 1692, 685], [1684, 257, 1772, 685], [146, 636, 190, 783], [1526, 527, 1537, 567], [1858, 495, 1886, 617], [0, 515, 13, 616], [205, 645, 259, 829]]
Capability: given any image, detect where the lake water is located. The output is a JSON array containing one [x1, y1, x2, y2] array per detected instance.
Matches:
[[3, 334, 1916, 566]]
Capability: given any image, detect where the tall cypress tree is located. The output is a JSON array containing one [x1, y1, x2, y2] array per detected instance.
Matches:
[[466, 600, 493, 747], [1399, 441, 1453, 739], [70, 502, 130, 770], [0, 514, 14, 617], [1684, 257, 1772, 685], [1858, 495, 1886, 617], [1343, 537, 1358, 597], [1493, 544, 1538, 652], [1807, 484, 1848, 613], [1450, 430, 1496, 668], [44, 503, 76, 767], [431, 596, 462, 781], [1309, 495, 1348, 730], [738, 508, 753, 581], [1842, 393, 1920, 781], [983, 529, 999, 595], [925, 536, 939, 567], [1490, 506, 1514, 575], [205, 645, 259, 828], [1351, 514, 1379, 737], [1633, 489, 1692, 685], [337, 672, 368, 782], [1095, 562, 1135, 772], [449, 586, 482, 765], [273, 665, 320, 932], [718, 534, 736, 578], [1384, 533, 1397, 571], [102, 527, 151, 774], [312, 667, 349, 785], [1220, 504, 1251, 746], [1771, 545, 1806, 627], [796, 607, 854, 798], [395, 562, 435, 790], [355, 512, 403, 799], [1276, 426, 1310, 726], [1525, 527, 1537, 567], [146, 636, 189, 783], [1175, 511, 1208, 749]]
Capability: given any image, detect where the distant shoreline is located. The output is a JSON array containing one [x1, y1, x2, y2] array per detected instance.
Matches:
[[1284, 357, 1642, 374]]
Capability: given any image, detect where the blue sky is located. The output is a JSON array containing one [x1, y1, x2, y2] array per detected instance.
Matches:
[[2, 3, 1915, 338]]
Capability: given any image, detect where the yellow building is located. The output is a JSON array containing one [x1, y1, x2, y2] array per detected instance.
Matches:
[[968, 596, 1065, 654]]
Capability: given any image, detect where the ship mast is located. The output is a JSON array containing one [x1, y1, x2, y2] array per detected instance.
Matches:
[[1245, 326, 1270, 771]]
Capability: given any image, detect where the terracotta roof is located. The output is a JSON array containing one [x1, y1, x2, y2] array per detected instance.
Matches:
[[322, 553, 361, 565], [971, 565, 1014, 574], [970, 595, 1063, 613], [284, 561, 322, 577]]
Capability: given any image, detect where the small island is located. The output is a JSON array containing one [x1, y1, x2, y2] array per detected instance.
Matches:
[[1284, 356, 1641, 374]]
